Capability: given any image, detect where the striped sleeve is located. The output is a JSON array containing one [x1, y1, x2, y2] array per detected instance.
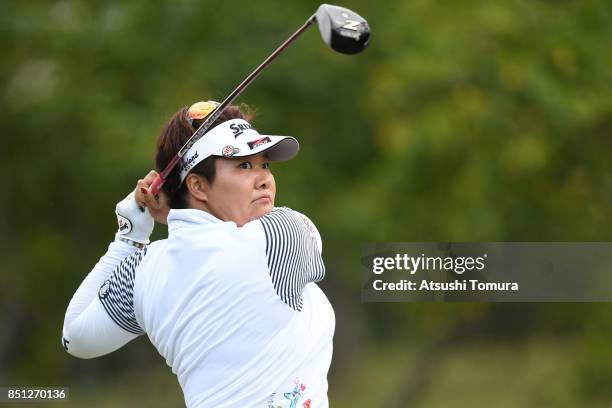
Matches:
[[259, 208, 325, 311], [97, 247, 147, 335]]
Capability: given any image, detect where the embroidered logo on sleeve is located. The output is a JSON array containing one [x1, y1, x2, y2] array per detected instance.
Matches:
[[99, 280, 111, 299], [61, 336, 70, 351]]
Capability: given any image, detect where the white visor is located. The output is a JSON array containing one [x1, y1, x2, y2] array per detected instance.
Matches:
[[179, 119, 299, 183]]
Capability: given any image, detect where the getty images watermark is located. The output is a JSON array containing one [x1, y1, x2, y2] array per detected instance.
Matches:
[[371, 252, 515, 292], [362, 243, 612, 302]]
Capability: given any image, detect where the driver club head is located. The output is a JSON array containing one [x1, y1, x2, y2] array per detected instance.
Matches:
[[315, 4, 370, 55]]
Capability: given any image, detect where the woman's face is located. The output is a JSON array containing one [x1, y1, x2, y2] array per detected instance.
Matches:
[[203, 154, 276, 226]]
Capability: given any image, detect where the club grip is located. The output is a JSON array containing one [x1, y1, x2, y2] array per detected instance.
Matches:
[[150, 174, 165, 195]]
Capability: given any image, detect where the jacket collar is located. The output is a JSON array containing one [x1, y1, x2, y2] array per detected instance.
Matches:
[[167, 209, 227, 233]]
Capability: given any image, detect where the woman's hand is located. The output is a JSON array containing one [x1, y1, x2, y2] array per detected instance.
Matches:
[[134, 170, 170, 225]]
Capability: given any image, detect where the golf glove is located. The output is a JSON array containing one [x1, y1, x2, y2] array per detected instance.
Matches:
[[115, 191, 154, 245]]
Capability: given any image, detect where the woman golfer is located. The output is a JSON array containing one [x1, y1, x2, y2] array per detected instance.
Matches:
[[62, 102, 334, 407]]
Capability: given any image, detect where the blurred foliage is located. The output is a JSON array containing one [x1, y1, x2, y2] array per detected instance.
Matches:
[[1, 0, 612, 406]]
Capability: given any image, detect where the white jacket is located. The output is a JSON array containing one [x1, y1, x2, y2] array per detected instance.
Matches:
[[62, 207, 335, 408]]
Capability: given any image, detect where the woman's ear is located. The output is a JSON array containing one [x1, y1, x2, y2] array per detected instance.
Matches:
[[185, 174, 209, 202]]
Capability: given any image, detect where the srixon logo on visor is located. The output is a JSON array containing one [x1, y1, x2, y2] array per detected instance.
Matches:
[[247, 137, 272, 150], [230, 122, 255, 138]]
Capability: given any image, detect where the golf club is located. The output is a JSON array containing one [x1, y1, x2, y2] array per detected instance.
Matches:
[[150, 3, 370, 195]]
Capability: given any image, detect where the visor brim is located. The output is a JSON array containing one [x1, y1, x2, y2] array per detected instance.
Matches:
[[214, 136, 299, 162]]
